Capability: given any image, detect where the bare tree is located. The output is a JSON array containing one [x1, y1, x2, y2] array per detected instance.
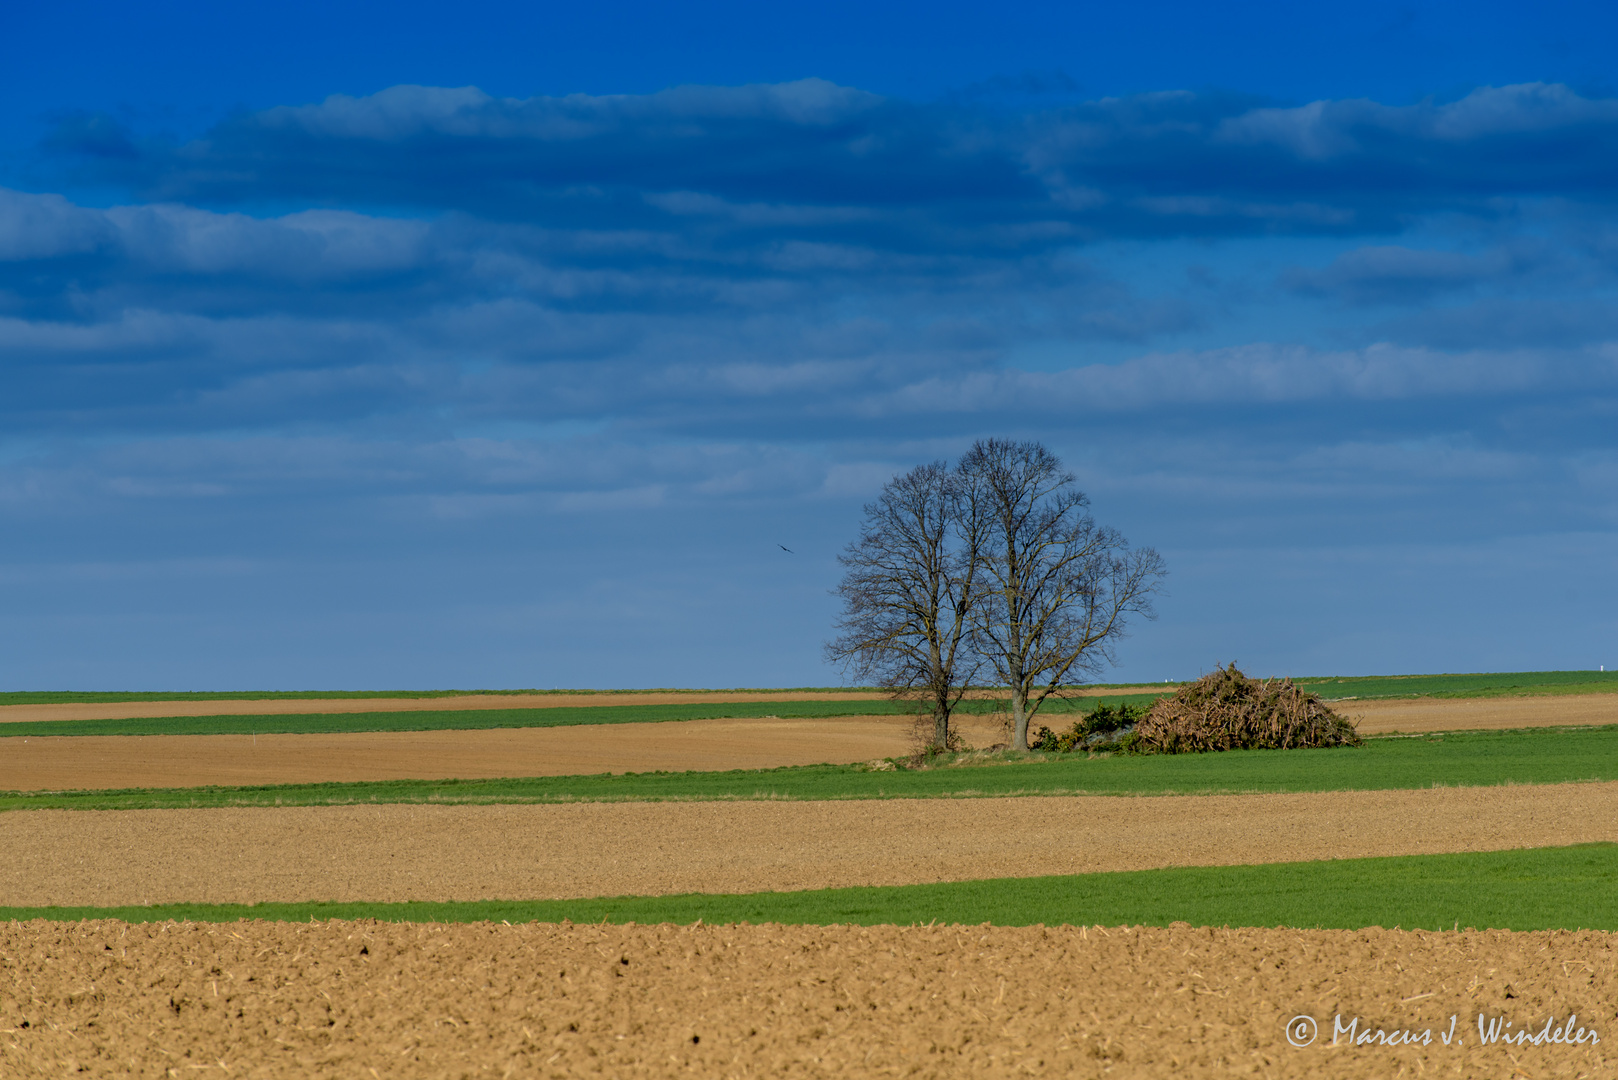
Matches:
[[825, 461, 987, 749], [960, 438, 1167, 751]]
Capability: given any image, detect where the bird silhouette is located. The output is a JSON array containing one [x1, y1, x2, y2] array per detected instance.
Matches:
[[778, 544, 794, 553]]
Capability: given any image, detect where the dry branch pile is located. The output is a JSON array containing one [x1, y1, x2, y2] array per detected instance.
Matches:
[[1134, 663, 1361, 753]]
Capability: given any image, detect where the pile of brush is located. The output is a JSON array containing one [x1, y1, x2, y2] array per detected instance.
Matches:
[[1133, 663, 1361, 753]]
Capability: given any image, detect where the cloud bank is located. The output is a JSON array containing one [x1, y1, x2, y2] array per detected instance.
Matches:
[[4, 79, 1618, 686]]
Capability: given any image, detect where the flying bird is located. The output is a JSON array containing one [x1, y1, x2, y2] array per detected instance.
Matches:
[[778, 544, 794, 553]]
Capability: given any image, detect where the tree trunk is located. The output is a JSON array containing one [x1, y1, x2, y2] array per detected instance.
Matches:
[[1010, 687, 1029, 751], [928, 636, 948, 750]]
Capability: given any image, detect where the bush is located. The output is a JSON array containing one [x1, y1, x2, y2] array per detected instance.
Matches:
[[1133, 663, 1361, 753], [1030, 702, 1145, 754]]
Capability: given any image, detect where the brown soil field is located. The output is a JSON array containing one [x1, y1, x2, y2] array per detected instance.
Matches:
[[4, 783, 1615, 907], [1, 920, 1611, 1078], [1345, 693, 1618, 734], [0, 686, 1604, 757], [0, 713, 1014, 792], [0, 691, 884, 725], [0, 686, 1172, 725], [3, 694, 1612, 794]]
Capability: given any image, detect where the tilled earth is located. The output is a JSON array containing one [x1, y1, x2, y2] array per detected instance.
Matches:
[[0, 714, 1007, 792], [1341, 693, 1618, 734], [4, 783, 1616, 906], [0, 687, 1182, 725], [4, 693, 1615, 1077], [2, 694, 1612, 792], [1, 920, 1612, 1079], [0, 691, 894, 725]]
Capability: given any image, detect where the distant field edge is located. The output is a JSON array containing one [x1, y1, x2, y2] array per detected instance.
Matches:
[[0, 688, 892, 706], [0, 700, 900, 738], [0, 696, 1165, 738], [4, 669, 1616, 708], [4, 844, 1613, 930], [4, 724, 1613, 808]]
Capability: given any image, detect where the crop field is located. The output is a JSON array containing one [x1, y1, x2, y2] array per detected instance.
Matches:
[[1293, 668, 1618, 699], [2, 672, 1615, 1078], [4, 723, 1618, 808], [3, 667, 1614, 707]]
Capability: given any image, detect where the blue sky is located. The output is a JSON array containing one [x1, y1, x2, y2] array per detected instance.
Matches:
[[2, 1, 1616, 689]]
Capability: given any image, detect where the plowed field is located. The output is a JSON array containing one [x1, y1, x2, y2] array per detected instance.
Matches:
[[2, 920, 1612, 1079], [0, 686, 1176, 724], [5, 783, 1615, 907], [2, 694, 1612, 793], [0, 713, 1015, 791], [4, 689, 1614, 1078], [0, 691, 885, 724], [1344, 693, 1618, 734]]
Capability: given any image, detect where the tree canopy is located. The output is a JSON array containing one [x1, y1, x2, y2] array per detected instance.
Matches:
[[827, 439, 1166, 751]]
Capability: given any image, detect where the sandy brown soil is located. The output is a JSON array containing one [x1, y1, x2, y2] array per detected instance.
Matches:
[[1345, 693, 1618, 734], [0, 713, 1015, 792], [0, 686, 1174, 725], [0, 691, 890, 724], [3, 694, 1612, 794], [3, 685, 1607, 748], [1, 920, 1611, 1078], [4, 783, 1614, 907]]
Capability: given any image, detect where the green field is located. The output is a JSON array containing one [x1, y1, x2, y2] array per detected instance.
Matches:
[[5, 724, 1614, 812], [0, 695, 1158, 739], [0, 687, 877, 706], [1293, 669, 1618, 700], [3, 670, 1614, 710], [5, 844, 1611, 931], [0, 699, 905, 738]]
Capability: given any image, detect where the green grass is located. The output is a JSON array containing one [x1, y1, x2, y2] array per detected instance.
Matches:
[[0, 699, 906, 738], [6, 670, 1615, 709], [0, 687, 890, 706], [2, 668, 1610, 740], [0, 683, 1172, 706], [1293, 669, 1618, 700], [5, 844, 1612, 931], [6, 724, 1615, 812], [0, 689, 547, 705], [0, 695, 1152, 739]]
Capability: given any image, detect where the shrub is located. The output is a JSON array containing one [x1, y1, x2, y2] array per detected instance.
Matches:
[[1030, 702, 1145, 753], [1133, 663, 1361, 753]]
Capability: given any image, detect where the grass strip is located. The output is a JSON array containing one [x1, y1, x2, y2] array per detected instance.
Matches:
[[0, 700, 907, 738], [0, 687, 890, 706], [4, 844, 1612, 930], [0, 695, 1149, 739], [1293, 669, 1618, 700], [5, 670, 1616, 709], [5, 725, 1615, 811]]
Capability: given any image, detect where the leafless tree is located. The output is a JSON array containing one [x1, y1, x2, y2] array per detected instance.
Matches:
[[825, 461, 988, 749], [960, 438, 1167, 751]]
